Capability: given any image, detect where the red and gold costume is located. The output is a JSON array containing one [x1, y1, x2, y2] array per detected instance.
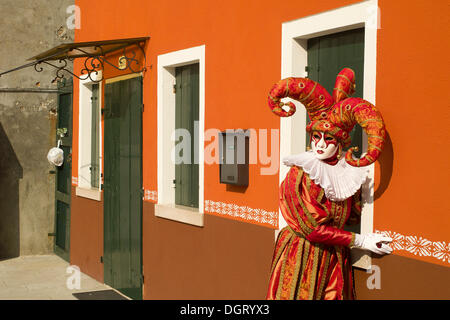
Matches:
[[266, 166, 361, 300], [266, 68, 386, 300]]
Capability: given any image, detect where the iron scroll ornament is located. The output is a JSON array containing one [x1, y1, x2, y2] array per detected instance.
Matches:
[[3, 42, 147, 85], [73, 44, 146, 83]]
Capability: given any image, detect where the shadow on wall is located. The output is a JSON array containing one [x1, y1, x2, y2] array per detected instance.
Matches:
[[0, 122, 23, 259], [374, 131, 394, 201]]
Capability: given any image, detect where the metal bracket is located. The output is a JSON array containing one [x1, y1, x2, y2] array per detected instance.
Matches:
[[0, 38, 149, 86]]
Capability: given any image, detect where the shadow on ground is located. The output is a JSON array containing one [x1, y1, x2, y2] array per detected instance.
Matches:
[[0, 122, 23, 259]]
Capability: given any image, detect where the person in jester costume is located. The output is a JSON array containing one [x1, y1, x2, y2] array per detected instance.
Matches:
[[266, 68, 392, 300]]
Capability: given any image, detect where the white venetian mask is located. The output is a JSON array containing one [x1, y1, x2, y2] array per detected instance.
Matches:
[[310, 131, 339, 161]]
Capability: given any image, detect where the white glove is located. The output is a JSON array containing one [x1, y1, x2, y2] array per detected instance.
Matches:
[[353, 233, 393, 255]]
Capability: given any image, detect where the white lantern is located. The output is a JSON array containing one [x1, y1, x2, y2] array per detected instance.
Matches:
[[47, 140, 64, 166]]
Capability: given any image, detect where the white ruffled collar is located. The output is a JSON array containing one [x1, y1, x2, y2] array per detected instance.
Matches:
[[283, 151, 369, 202]]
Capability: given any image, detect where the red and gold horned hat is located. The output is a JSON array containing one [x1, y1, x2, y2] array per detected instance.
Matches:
[[268, 68, 386, 167]]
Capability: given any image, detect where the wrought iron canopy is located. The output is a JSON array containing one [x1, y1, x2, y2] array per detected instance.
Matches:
[[0, 37, 149, 84]]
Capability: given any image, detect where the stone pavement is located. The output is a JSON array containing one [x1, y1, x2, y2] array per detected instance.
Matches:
[[0, 254, 126, 300]]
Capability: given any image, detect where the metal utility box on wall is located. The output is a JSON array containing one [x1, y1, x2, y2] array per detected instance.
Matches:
[[219, 130, 249, 186]]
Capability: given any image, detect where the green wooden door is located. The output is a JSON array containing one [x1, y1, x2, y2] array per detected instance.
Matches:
[[54, 78, 73, 262], [175, 64, 199, 208], [307, 28, 364, 157], [104, 76, 143, 300]]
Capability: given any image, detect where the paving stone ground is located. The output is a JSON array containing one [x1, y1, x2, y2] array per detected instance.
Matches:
[[0, 254, 127, 300]]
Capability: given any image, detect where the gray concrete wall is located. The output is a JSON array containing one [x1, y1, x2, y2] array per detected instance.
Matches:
[[0, 0, 74, 258]]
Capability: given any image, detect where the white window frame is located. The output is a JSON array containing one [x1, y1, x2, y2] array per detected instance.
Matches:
[[279, 0, 379, 269], [156, 45, 205, 227], [76, 71, 102, 201]]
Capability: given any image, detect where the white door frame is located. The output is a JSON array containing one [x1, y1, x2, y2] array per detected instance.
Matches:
[[279, 0, 379, 268]]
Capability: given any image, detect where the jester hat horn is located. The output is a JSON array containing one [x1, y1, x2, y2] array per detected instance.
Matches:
[[268, 68, 386, 167]]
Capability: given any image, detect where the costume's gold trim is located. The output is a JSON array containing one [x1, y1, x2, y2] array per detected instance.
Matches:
[[333, 202, 340, 227], [308, 246, 321, 299], [321, 199, 331, 218], [280, 176, 300, 225], [368, 134, 385, 142], [286, 198, 312, 236], [364, 154, 375, 163], [285, 170, 313, 235], [339, 200, 349, 229], [359, 118, 383, 126], [298, 174, 318, 228], [337, 73, 352, 84], [316, 249, 331, 299], [300, 81, 317, 102], [317, 189, 324, 203], [354, 102, 369, 109], [287, 225, 302, 238], [270, 229, 292, 275], [275, 235, 294, 300], [296, 239, 311, 299], [369, 144, 383, 152], [289, 237, 305, 300], [334, 247, 345, 299], [333, 87, 349, 98], [305, 173, 311, 190], [350, 233, 356, 247], [268, 94, 279, 103]]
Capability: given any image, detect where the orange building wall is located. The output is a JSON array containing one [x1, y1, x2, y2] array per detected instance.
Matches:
[[71, 0, 449, 288], [372, 0, 450, 267], [70, 188, 104, 282], [73, 0, 363, 227]]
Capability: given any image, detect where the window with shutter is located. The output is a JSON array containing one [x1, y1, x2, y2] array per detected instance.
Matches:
[[306, 28, 364, 158], [174, 64, 200, 208]]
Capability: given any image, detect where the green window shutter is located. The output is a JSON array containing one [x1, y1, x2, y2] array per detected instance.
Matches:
[[306, 28, 364, 157], [91, 83, 100, 188], [175, 64, 199, 208]]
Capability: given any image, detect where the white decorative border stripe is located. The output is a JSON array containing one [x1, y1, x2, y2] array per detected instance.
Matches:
[[144, 190, 158, 202], [376, 230, 450, 264], [204, 200, 278, 227], [72, 176, 78, 186]]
